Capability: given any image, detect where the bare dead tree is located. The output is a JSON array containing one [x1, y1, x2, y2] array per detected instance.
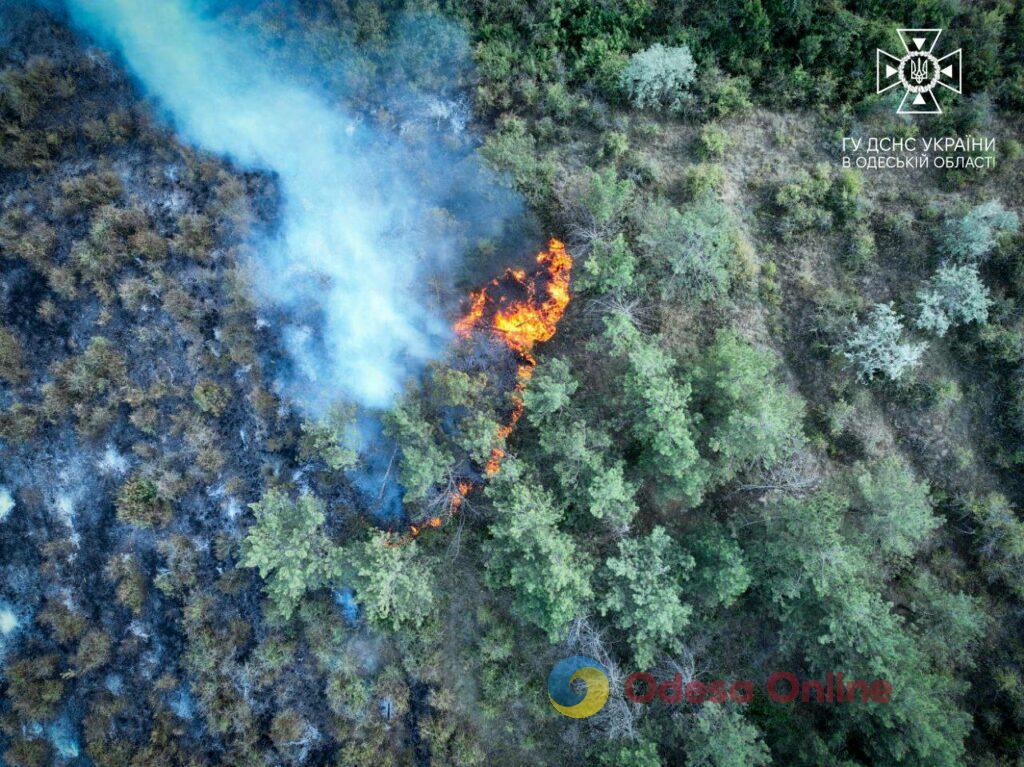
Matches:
[[733, 445, 822, 499], [563, 617, 642, 741]]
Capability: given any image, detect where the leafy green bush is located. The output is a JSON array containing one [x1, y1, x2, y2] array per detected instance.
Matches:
[[0, 326, 26, 384], [298, 404, 357, 471], [620, 44, 696, 113], [484, 461, 592, 641], [639, 197, 746, 302], [774, 164, 833, 238], [340, 531, 435, 631], [691, 331, 805, 482], [599, 526, 694, 667], [192, 379, 229, 416], [850, 456, 940, 560], [698, 125, 731, 158]]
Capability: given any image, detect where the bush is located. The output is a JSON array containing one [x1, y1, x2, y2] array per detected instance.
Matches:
[[691, 331, 805, 482], [579, 233, 636, 294], [115, 474, 172, 528], [0, 326, 26, 384], [698, 125, 731, 158], [843, 303, 927, 382], [620, 44, 696, 113], [684, 163, 728, 199], [192, 379, 229, 416], [341, 531, 435, 631], [639, 197, 745, 301], [699, 69, 753, 118], [942, 200, 1020, 262], [916, 263, 991, 336], [599, 526, 694, 667], [6, 654, 64, 719], [775, 164, 833, 238], [851, 456, 940, 560]]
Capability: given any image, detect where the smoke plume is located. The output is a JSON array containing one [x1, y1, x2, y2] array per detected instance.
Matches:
[[61, 0, 518, 409]]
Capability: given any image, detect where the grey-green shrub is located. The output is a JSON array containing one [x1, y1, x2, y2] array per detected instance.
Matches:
[[916, 263, 991, 336], [943, 200, 1020, 262], [620, 44, 696, 113], [844, 303, 927, 382]]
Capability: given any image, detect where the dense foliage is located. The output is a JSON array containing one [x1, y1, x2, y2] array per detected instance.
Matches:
[[1, 1, 1023, 766]]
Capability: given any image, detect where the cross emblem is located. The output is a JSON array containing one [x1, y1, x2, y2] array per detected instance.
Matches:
[[877, 29, 962, 114]]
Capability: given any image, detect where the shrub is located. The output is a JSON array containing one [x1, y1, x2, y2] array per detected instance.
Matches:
[[691, 331, 805, 482], [192, 379, 229, 416], [620, 44, 696, 113], [915, 263, 991, 336], [579, 233, 637, 294], [599, 526, 694, 667], [684, 163, 728, 199], [942, 200, 1020, 262], [115, 474, 172, 528], [340, 531, 435, 631], [850, 456, 940, 560], [298, 404, 357, 472], [698, 125, 731, 158], [700, 69, 753, 118], [639, 197, 744, 301], [843, 303, 927, 382], [775, 164, 833, 238], [73, 629, 113, 674], [0, 326, 26, 384], [6, 654, 64, 719]]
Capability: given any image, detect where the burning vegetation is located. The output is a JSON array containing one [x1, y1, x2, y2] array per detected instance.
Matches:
[[405, 238, 572, 539]]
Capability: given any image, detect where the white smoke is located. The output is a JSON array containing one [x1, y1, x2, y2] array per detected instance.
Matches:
[[62, 0, 518, 409]]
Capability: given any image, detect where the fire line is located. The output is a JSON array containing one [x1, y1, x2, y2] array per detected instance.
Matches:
[[401, 238, 572, 542]]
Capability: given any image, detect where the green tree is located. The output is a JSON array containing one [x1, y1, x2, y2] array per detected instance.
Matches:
[[969, 493, 1024, 600], [383, 394, 455, 502], [746, 492, 972, 767], [599, 526, 694, 667], [192, 378, 229, 416], [943, 199, 1019, 262], [239, 490, 341, 620], [580, 233, 637, 294], [683, 704, 769, 767], [298, 403, 357, 471], [691, 331, 804, 482], [620, 44, 696, 112], [341, 531, 435, 631], [115, 474, 172, 528], [0, 326, 26, 384], [605, 314, 708, 505], [484, 461, 592, 640], [522, 357, 577, 421], [640, 198, 744, 302], [6, 654, 64, 719], [850, 456, 940, 560], [535, 417, 639, 529]]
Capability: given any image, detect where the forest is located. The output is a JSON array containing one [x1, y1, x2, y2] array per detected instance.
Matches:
[[1, 0, 1024, 765]]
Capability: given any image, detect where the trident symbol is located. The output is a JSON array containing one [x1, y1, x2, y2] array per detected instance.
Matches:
[[909, 57, 930, 84]]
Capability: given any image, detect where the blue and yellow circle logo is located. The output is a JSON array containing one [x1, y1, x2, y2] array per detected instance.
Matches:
[[547, 656, 609, 718]]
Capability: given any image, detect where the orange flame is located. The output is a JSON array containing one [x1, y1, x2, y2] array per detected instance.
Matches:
[[399, 239, 571, 543]]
